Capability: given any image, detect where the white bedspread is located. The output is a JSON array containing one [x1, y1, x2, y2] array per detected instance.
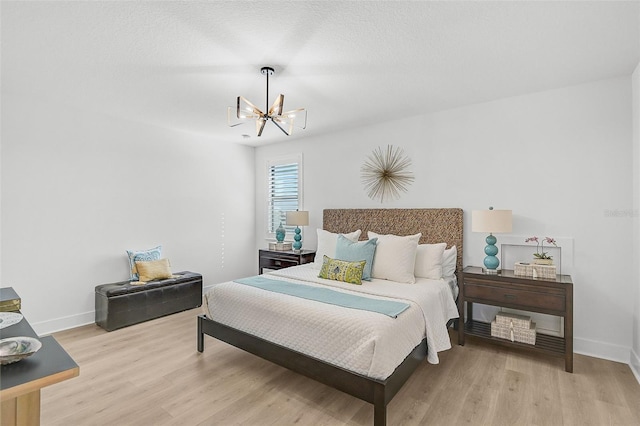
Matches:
[[204, 264, 459, 380]]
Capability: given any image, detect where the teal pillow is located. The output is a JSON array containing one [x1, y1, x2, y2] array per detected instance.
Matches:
[[335, 235, 377, 281], [318, 255, 366, 285]]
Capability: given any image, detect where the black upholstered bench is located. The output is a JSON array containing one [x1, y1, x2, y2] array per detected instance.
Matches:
[[95, 271, 202, 331]]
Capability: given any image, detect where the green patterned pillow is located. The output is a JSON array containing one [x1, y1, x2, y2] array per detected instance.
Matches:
[[318, 255, 366, 285]]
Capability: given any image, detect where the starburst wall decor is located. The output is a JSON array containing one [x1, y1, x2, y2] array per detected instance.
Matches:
[[360, 145, 414, 203]]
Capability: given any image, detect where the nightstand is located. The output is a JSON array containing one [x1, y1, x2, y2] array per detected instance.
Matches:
[[458, 266, 574, 372], [258, 249, 316, 274]]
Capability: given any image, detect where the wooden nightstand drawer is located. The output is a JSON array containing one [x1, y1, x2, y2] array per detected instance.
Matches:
[[258, 249, 316, 274], [464, 282, 565, 312], [261, 257, 299, 270]]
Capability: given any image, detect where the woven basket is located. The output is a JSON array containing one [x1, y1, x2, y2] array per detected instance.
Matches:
[[495, 312, 531, 329], [491, 320, 536, 345], [514, 262, 556, 280]]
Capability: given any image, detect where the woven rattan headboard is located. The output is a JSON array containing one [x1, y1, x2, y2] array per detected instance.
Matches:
[[323, 208, 464, 273]]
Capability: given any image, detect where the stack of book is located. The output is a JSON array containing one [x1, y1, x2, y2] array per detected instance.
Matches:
[[0, 287, 21, 312], [268, 242, 293, 251]]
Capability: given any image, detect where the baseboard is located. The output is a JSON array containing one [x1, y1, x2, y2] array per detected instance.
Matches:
[[31, 311, 96, 336], [631, 347, 640, 385], [31, 287, 218, 336], [574, 336, 630, 364]]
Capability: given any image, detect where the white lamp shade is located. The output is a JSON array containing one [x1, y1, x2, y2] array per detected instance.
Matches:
[[472, 209, 512, 234], [286, 210, 309, 226]]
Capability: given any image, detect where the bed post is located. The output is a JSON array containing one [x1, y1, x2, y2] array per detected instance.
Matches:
[[197, 315, 204, 352], [373, 385, 387, 426], [373, 403, 387, 426]]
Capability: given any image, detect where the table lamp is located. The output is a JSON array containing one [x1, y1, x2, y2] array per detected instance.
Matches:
[[286, 210, 309, 252], [472, 207, 512, 273]]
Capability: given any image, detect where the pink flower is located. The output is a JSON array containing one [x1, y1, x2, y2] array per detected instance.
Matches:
[[526, 235, 557, 259]]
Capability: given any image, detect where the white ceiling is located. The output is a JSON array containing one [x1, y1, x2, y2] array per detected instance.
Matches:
[[2, 1, 639, 146]]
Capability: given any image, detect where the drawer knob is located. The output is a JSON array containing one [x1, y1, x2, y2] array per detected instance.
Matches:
[[275, 261, 281, 266], [504, 294, 517, 299]]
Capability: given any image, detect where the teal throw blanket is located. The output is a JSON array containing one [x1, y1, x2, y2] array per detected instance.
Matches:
[[234, 275, 410, 318]]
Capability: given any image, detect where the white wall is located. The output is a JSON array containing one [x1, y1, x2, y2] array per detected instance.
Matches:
[[255, 76, 634, 364], [1, 93, 256, 335], [632, 61, 640, 382]]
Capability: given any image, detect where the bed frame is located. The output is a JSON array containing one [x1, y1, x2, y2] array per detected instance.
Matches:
[[197, 208, 463, 426]]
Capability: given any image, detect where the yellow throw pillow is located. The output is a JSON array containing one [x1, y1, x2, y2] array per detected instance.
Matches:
[[135, 258, 172, 282]]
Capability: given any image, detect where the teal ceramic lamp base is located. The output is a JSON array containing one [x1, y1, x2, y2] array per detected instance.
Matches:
[[275, 222, 286, 243], [472, 207, 512, 274], [483, 233, 500, 273], [293, 226, 302, 252], [286, 210, 309, 253]]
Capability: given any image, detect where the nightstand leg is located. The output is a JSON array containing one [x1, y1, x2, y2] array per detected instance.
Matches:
[[457, 298, 465, 345], [564, 283, 574, 373], [458, 301, 472, 346], [564, 322, 573, 372], [565, 295, 573, 373], [457, 323, 464, 345]]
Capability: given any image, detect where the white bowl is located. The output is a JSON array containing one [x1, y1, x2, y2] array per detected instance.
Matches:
[[0, 336, 42, 365], [0, 312, 23, 329]]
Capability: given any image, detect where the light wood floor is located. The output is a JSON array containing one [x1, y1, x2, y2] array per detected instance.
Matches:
[[41, 308, 640, 425]]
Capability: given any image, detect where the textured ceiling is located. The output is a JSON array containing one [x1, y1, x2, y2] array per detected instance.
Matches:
[[2, 1, 639, 146]]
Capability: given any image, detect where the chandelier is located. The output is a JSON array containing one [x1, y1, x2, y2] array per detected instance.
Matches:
[[227, 66, 307, 136]]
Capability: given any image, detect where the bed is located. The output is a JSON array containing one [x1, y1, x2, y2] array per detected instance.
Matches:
[[197, 208, 463, 425]]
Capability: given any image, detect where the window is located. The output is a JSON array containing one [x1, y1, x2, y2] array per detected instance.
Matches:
[[267, 155, 302, 237]]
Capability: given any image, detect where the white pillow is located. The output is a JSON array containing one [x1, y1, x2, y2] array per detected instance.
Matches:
[[368, 231, 421, 284], [442, 245, 458, 277], [414, 243, 447, 279], [313, 229, 362, 269]]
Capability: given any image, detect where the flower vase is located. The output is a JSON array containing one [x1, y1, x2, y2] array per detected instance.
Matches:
[[532, 258, 553, 265]]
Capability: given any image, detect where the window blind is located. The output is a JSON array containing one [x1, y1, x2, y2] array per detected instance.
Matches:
[[267, 161, 300, 234]]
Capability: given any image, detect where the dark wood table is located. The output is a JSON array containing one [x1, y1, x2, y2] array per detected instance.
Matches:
[[458, 266, 574, 372], [0, 313, 79, 425]]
